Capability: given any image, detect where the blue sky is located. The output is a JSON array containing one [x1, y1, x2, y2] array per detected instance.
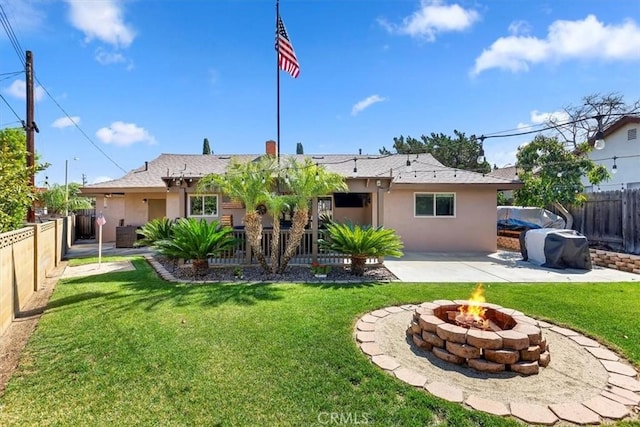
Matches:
[[1, 0, 639, 186]]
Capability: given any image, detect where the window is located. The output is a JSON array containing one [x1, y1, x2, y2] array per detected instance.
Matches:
[[188, 194, 218, 217], [415, 193, 455, 217]]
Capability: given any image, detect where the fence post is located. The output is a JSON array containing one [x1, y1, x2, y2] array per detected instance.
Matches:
[[311, 197, 318, 264], [32, 224, 40, 291], [245, 238, 252, 265]]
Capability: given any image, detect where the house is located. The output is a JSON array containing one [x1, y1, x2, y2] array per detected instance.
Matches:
[[585, 115, 640, 192], [489, 165, 519, 204], [81, 140, 520, 253]]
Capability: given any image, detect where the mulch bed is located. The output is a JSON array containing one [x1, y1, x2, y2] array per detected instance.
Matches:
[[154, 256, 398, 282]]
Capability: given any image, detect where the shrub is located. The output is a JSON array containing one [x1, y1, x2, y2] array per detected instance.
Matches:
[[318, 222, 403, 276], [155, 218, 236, 275], [135, 217, 175, 247]]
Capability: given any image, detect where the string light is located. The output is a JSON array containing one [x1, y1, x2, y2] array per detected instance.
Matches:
[[352, 158, 358, 177], [406, 155, 412, 173], [612, 156, 618, 174]]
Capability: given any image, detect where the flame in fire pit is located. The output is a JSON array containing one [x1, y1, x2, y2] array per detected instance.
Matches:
[[456, 284, 489, 329]]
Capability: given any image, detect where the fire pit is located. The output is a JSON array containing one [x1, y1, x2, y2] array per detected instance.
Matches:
[[407, 285, 550, 375]]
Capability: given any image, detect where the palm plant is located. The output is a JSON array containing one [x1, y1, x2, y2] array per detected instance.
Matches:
[[277, 159, 347, 273], [38, 183, 93, 216], [135, 217, 174, 247], [198, 157, 276, 272], [155, 218, 236, 276], [318, 222, 404, 276]]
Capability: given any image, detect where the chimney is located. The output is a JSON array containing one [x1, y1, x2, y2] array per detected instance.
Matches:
[[145, 161, 148, 171], [266, 140, 277, 157]]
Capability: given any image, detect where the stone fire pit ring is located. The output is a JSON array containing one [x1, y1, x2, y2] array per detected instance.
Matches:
[[408, 299, 549, 375]]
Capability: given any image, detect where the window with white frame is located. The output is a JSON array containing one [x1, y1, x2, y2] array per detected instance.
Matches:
[[188, 194, 218, 217], [415, 192, 455, 217]]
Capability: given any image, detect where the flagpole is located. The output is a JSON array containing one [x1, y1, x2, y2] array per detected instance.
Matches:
[[276, 0, 281, 167]]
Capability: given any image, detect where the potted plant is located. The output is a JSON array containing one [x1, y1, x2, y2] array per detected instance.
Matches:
[[310, 262, 331, 278], [233, 266, 244, 280]]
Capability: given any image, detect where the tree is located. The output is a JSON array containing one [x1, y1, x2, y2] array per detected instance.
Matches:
[[198, 157, 275, 272], [202, 138, 211, 155], [514, 135, 609, 228], [277, 159, 347, 273], [379, 130, 491, 173], [296, 142, 304, 154], [0, 128, 41, 232], [547, 92, 640, 150], [198, 157, 346, 274], [38, 183, 92, 216]]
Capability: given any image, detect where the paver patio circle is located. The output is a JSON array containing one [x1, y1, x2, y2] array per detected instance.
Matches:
[[356, 305, 640, 426]]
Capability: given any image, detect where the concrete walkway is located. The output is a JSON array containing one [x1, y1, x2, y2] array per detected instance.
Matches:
[[384, 251, 639, 283], [62, 240, 153, 279], [66, 240, 154, 259]]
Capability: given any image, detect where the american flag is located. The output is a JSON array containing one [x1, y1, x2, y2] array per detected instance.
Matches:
[[276, 15, 300, 78]]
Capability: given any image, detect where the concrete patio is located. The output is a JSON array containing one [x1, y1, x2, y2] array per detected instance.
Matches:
[[384, 251, 640, 283]]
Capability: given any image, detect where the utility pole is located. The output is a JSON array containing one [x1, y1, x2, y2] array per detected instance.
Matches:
[[25, 51, 36, 223], [82, 173, 88, 186]]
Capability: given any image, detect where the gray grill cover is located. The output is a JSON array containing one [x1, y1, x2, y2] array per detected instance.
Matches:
[[520, 229, 592, 270]]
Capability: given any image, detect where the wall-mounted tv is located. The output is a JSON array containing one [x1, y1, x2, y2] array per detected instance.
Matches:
[[333, 192, 369, 208]]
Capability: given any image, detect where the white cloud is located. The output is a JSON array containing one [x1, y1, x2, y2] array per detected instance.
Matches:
[[65, 0, 136, 48], [96, 121, 156, 146], [508, 20, 532, 36], [95, 48, 125, 64], [472, 15, 640, 75], [94, 48, 134, 70], [52, 116, 80, 129], [4, 79, 45, 101], [351, 95, 386, 116], [529, 109, 570, 124], [379, 0, 480, 41]]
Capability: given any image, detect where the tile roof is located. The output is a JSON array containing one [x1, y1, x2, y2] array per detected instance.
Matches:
[[488, 165, 520, 181], [83, 153, 519, 191]]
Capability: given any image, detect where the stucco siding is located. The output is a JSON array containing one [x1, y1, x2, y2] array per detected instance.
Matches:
[[124, 194, 149, 228], [383, 186, 497, 252], [166, 192, 181, 219], [99, 195, 125, 242]]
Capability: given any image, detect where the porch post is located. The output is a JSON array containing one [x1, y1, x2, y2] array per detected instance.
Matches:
[[311, 196, 318, 263], [179, 188, 186, 218], [377, 187, 384, 227]]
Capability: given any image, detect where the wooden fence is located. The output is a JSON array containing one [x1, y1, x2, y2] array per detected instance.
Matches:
[[562, 189, 640, 255], [208, 229, 382, 266], [0, 217, 74, 336]]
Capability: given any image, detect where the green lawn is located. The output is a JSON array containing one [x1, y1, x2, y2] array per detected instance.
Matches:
[[1, 258, 638, 426]]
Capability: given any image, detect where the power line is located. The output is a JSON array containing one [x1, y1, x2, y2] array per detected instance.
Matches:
[[0, 3, 26, 68], [34, 77, 128, 173], [481, 112, 635, 141], [0, 93, 23, 122], [0, 4, 127, 174]]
